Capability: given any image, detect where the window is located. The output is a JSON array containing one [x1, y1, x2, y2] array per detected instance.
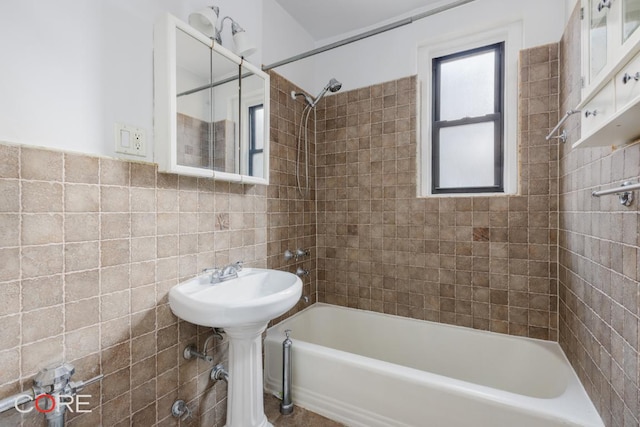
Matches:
[[418, 22, 521, 196], [248, 104, 264, 177], [432, 42, 504, 194]]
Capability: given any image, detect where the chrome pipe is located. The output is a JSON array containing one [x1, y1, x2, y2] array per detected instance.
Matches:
[[591, 181, 640, 197], [546, 109, 580, 141], [280, 330, 293, 415], [177, 72, 254, 98], [0, 391, 33, 413], [262, 0, 477, 71], [183, 344, 214, 363], [592, 181, 638, 206], [211, 364, 229, 383]]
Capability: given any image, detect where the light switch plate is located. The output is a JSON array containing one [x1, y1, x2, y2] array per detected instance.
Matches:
[[115, 123, 146, 157]]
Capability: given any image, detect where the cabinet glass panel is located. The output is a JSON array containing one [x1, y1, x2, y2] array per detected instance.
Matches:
[[623, 0, 640, 41], [238, 65, 267, 179], [210, 53, 240, 174], [590, 0, 608, 82], [175, 28, 213, 169]]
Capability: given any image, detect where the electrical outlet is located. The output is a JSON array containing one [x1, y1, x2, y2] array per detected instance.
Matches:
[[115, 124, 146, 157], [132, 130, 145, 155]]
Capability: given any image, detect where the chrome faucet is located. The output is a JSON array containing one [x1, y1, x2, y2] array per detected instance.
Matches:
[[204, 261, 243, 284]]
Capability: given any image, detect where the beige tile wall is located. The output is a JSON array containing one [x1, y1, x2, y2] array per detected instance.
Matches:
[[3, 28, 630, 425], [176, 113, 211, 168], [0, 144, 267, 426], [558, 5, 640, 427], [267, 72, 318, 323], [315, 44, 560, 340]]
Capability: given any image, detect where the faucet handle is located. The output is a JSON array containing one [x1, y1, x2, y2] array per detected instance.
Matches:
[[233, 260, 243, 271], [203, 267, 219, 274]]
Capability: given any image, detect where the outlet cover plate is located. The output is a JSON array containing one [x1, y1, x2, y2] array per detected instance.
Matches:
[[115, 123, 146, 157]]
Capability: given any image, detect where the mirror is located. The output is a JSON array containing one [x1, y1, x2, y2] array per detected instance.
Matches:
[[175, 27, 214, 170], [623, 0, 640, 42], [154, 13, 269, 184], [589, 0, 607, 83], [237, 65, 268, 180]]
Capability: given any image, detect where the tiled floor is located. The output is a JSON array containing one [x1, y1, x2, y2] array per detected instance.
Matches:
[[264, 394, 345, 427]]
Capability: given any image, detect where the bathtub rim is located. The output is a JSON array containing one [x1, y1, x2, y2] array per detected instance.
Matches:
[[270, 302, 562, 351], [265, 302, 604, 427]]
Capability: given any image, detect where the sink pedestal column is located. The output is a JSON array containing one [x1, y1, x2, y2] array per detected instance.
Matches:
[[224, 323, 272, 427]]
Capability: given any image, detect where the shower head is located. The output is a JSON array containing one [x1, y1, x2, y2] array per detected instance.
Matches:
[[310, 77, 342, 107], [327, 78, 342, 93]]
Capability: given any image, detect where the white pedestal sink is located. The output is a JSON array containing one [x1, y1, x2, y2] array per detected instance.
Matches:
[[169, 268, 302, 427]]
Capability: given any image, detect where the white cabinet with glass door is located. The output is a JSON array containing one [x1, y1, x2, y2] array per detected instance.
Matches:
[[574, 0, 640, 148], [582, 0, 640, 94]]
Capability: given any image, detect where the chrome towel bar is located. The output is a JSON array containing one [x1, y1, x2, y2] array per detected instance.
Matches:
[[591, 181, 639, 206], [546, 109, 581, 143]]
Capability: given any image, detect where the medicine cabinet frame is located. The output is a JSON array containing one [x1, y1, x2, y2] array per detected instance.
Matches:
[[574, 0, 640, 148], [153, 13, 270, 185]]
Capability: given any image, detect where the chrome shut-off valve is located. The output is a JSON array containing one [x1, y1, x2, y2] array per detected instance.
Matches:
[[0, 363, 103, 425], [171, 400, 193, 421]]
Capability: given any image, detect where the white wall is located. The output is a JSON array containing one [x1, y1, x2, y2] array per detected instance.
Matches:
[[0, 0, 266, 160], [305, 0, 567, 94], [261, 0, 316, 91], [0, 0, 570, 159], [566, 0, 580, 22]]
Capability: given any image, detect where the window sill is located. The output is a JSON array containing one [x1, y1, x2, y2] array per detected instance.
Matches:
[[419, 192, 516, 198]]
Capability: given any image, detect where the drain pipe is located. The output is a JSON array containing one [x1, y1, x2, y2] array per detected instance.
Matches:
[[280, 329, 293, 415]]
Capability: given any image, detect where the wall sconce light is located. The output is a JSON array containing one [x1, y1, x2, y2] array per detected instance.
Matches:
[[188, 6, 257, 57]]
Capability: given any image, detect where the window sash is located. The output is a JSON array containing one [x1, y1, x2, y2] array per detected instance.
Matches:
[[431, 43, 504, 194]]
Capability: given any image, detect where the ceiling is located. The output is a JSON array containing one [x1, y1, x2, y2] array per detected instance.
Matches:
[[273, 0, 460, 41]]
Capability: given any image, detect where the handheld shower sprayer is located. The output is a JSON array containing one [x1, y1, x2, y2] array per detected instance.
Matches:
[[310, 78, 342, 107], [292, 77, 342, 197], [290, 78, 342, 107]]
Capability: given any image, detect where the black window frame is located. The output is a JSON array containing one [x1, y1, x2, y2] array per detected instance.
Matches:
[[431, 42, 505, 194], [248, 104, 264, 176]]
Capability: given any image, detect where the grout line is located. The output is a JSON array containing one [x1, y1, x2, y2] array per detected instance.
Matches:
[[17, 146, 23, 397]]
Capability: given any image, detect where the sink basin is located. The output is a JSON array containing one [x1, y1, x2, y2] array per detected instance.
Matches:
[[168, 267, 303, 328], [169, 268, 303, 427]]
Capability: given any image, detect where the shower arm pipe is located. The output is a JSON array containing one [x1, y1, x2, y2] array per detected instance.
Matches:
[[262, 0, 477, 71]]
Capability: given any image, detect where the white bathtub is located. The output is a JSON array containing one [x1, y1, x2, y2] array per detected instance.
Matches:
[[264, 303, 603, 427]]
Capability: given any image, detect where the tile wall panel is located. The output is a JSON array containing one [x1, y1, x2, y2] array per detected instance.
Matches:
[[0, 145, 267, 426], [558, 5, 640, 426], [315, 45, 560, 340], [266, 72, 318, 323]]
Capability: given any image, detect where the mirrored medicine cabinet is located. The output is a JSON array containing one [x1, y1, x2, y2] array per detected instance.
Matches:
[[154, 13, 270, 184]]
